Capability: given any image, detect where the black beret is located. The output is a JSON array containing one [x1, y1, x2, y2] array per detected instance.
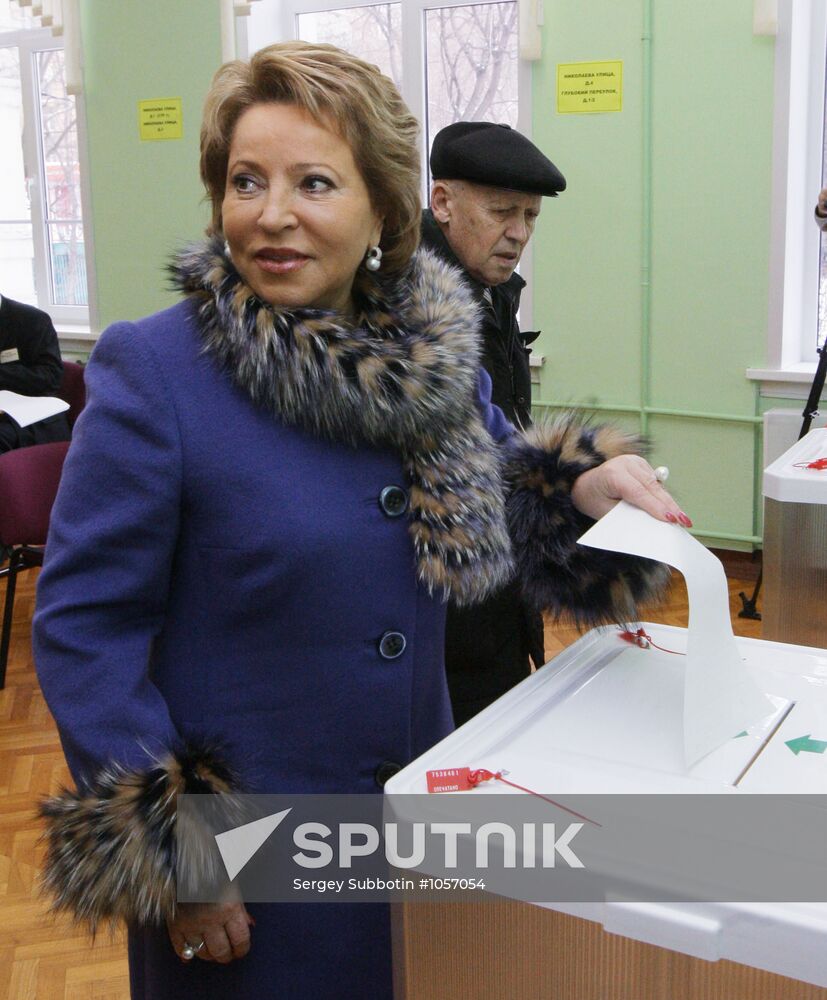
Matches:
[[430, 122, 566, 197]]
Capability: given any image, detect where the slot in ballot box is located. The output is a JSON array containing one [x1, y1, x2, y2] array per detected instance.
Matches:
[[385, 623, 827, 1000]]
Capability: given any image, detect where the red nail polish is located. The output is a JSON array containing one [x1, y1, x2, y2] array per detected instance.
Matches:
[[664, 512, 677, 523], [678, 512, 693, 527]]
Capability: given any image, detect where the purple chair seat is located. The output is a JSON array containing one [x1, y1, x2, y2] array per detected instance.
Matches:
[[0, 441, 71, 687], [0, 441, 70, 547]]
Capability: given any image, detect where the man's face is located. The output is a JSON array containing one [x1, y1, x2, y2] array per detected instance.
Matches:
[[431, 180, 542, 286]]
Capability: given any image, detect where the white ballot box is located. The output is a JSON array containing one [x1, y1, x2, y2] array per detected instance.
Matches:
[[386, 623, 827, 1000], [763, 427, 827, 647]]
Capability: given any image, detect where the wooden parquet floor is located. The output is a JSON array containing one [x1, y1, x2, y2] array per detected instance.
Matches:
[[0, 567, 130, 1000], [0, 554, 763, 999]]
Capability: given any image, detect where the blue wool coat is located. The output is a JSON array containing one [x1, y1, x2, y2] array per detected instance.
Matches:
[[33, 244, 667, 1000], [33, 304, 509, 1000]]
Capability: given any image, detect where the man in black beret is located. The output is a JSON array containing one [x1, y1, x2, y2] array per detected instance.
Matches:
[[420, 121, 566, 726]]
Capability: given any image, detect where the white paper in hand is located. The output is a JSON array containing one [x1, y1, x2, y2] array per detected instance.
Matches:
[[577, 501, 774, 767]]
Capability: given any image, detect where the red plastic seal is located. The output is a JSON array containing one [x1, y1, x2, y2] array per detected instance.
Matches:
[[425, 767, 473, 793], [426, 766, 601, 826], [794, 458, 827, 470]]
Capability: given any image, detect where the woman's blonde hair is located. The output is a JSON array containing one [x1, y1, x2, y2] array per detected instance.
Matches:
[[201, 41, 421, 278]]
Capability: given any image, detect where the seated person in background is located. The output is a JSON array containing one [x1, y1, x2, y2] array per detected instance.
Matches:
[[0, 294, 71, 453]]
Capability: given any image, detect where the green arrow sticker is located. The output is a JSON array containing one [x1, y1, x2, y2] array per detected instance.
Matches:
[[785, 734, 827, 756]]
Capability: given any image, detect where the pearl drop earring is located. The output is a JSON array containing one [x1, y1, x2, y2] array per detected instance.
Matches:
[[365, 246, 382, 272]]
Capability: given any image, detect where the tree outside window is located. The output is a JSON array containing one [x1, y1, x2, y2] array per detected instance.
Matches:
[[293, 1, 518, 177], [0, 7, 88, 320]]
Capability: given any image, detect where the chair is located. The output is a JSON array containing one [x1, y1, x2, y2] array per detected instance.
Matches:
[[0, 361, 85, 688], [0, 442, 70, 686]]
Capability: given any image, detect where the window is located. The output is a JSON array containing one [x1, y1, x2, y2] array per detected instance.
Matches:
[[0, 1, 89, 327], [246, 1, 527, 200], [423, 3, 519, 146], [757, 0, 827, 386], [295, 5, 402, 86]]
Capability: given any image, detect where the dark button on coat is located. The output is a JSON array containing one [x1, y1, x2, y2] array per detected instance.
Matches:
[[374, 761, 402, 787], [378, 630, 407, 660], [379, 484, 408, 517]]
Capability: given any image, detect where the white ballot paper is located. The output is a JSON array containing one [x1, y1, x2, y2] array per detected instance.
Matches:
[[578, 501, 775, 767], [0, 390, 68, 428]]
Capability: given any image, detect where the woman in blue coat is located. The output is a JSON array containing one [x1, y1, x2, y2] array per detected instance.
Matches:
[[33, 42, 677, 999]]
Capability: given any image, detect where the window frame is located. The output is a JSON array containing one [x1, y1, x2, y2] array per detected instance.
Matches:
[[750, 0, 827, 394], [243, 0, 535, 328], [0, 23, 94, 332]]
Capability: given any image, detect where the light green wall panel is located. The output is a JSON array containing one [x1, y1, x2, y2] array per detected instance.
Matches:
[[80, 0, 221, 329], [532, 404, 642, 442], [647, 417, 758, 541], [649, 1, 774, 414], [531, 0, 775, 547], [532, 0, 645, 408]]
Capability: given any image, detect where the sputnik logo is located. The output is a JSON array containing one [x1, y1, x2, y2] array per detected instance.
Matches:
[[215, 809, 292, 880]]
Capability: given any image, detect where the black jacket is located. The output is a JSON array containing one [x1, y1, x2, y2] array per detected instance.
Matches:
[[0, 295, 70, 452], [420, 211, 545, 725], [420, 210, 538, 429]]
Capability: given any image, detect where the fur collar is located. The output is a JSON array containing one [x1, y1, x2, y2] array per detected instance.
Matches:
[[170, 237, 514, 604]]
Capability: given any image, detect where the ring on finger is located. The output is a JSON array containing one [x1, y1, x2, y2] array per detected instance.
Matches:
[[654, 466, 669, 483], [181, 939, 205, 961]]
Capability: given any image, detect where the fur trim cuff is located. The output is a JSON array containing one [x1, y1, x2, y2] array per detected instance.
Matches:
[[39, 744, 241, 930], [505, 416, 671, 625]]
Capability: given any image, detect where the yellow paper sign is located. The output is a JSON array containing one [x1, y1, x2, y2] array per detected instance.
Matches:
[[138, 98, 183, 141], [557, 61, 623, 114]]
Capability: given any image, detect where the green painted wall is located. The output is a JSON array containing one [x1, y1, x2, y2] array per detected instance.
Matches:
[[532, 2, 646, 409], [531, 0, 774, 547], [79, 0, 221, 330]]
